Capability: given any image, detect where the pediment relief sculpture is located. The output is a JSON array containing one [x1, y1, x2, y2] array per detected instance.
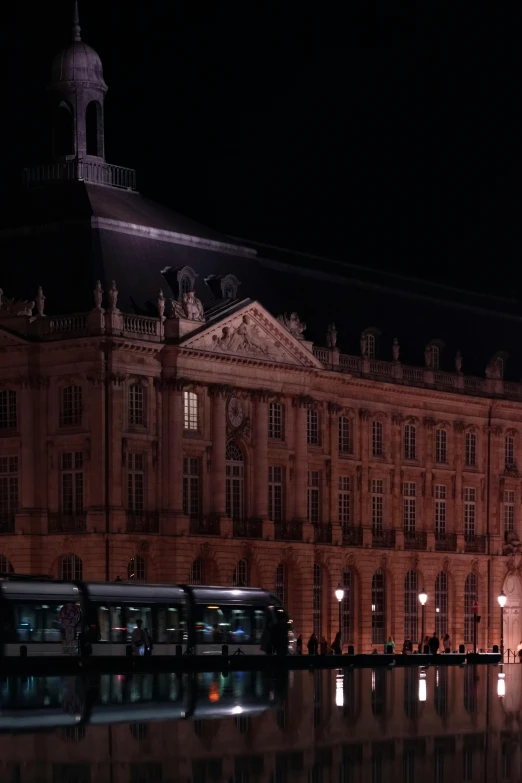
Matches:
[[171, 291, 205, 322], [277, 311, 306, 340], [0, 288, 35, 318]]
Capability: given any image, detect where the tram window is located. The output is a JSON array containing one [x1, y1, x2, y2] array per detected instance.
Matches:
[[228, 608, 252, 643], [253, 609, 266, 643], [157, 606, 183, 644], [108, 605, 153, 643], [197, 605, 254, 644], [97, 606, 110, 641], [11, 601, 79, 643]]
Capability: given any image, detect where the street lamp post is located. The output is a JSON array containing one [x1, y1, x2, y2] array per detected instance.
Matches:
[[419, 588, 428, 654], [335, 585, 344, 648], [498, 591, 507, 662]]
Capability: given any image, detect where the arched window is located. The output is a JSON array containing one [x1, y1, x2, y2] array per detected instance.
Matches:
[[226, 441, 245, 521], [86, 101, 101, 156], [342, 567, 354, 643], [435, 571, 448, 638], [55, 101, 74, 156], [0, 554, 14, 574], [435, 428, 447, 463], [338, 416, 353, 454], [371, 569, 385, 645], [428, 344, 440, 369], [233, 559, 248, 587], [366, 333, 376, 359], [275, 562, 285, 605], [464, 572, 478, 645], [60, 385, 83, 427], [404, 424, 416, 460], [404, 570, 418, 642], [465, 432, 477, 467], [190, 557, 203, 585], [128, 383, 146, 427], [313, 563, 322, 637], [60, 554, 82, 581], [128, 556, 146, 583]]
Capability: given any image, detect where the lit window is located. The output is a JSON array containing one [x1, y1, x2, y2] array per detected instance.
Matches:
[[404, 424, 416, 460], [268, 466, 283, 522], [269, 403, 285, 440], [372, 420, 383, 457], [307, 409, 321, 446], [129, 384, 146, 427], [0, 390, 17, 430], [307, 471, 321, 523], [435, 429, 447, 463], [465, 432, 477, 467], [183, 457, 201, 518], [61, 452, 83, 515], [338, 416, 353, 454], [183, 391, 199, 431], [60, 385, 82, 427]]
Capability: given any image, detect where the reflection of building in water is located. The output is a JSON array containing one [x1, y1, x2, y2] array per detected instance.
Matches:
[[0, 668, 520, 781]]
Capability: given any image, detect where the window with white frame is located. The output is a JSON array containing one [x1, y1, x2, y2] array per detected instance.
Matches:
[[464, 487, 476, 539], [404, 424, 416, 460], [307, 409, 320, 446], [61, 452, 83, 515], [226, 441, 245, 521], [403, 482, 416, 534], [269, 402, 285, 440], [61, 553, 82, 581], [435, 484, 446, 539], [338, 476, 351, 531], [307, 470, 321, 524], [60, 385, 82, 427], [128, 453, 145, 513], [428, 345, 440, 369], [183, 457, 201, 518], [268, 466, 284, 522], [183, 391, 199, 431], [504, 489, 515, 535], [435, 428, 447, 463], [233, 559, 248, 587], [465, 432, 477, 467], [0, 389, 17, 430], [372, 420, 383, 458], [128, 383, 146, 427], [0, 456, 18, 525], [190, 557, 203, 585], [338, 416, 353, 454], [505, 435, 515, 468], [366, 333, 376, 359], [128, 556, 146, 582], [371, 479, 384, 534]]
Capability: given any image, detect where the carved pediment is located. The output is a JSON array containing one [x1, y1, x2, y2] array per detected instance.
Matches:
[[181, 302, 322, 368]]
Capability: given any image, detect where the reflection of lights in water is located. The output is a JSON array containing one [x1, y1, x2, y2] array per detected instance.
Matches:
[[209, 682, 220, 703], [419, 669, 427, 702], [371, 671, 376, 692], [498, 672, 505, 698], [336, 674, 344, 707], [232, 705, 243, 714], [436, 669, 439, 687]]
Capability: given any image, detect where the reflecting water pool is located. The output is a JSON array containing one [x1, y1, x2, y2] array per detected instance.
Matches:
[[0, 665, 519, 781]]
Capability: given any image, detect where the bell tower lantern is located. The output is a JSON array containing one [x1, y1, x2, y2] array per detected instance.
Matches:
[[48, 1, 107, 162]]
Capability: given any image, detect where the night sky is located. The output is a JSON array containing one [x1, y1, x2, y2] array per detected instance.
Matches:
[[2, 2, 522, 296]]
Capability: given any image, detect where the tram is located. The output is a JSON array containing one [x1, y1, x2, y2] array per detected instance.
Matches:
[[0, 578, 295, 657]]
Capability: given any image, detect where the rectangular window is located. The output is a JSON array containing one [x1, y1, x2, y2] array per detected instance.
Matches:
[[338, 476, 351, 529], [435, 484, 446, 539], [0, 389, 17, 430], [505, 436, 515, 468], [307, 471, 321, 523], [404, 425, 416, 460], [307, 410, 320, 446], [269, 403, 285, 440], [465, 432, 477, 467], [372, 420, 383, 458], [61, 452, 83, 514], [435, 429, 447, 463], [403, 481, 416, 534], [60, 385, 82, 427], [268, 466, 284, 522], [371, 479, 384, 534], [464, 487, 476, 539], [504, 489, 515, 535], [128, 453, 144, 512], [0, 456, 18, 526], [183, 457, 200, 517], [338, 417, 353, 454], [128, 384, 145, 427], [183, 391, 199, 431]]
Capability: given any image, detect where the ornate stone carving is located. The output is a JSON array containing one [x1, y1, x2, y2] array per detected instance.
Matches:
[[212, 315, 281, 358], [35, 286, 45, 317], [392, 412, 403, 426], [423, 416, 435, 430], [0, 289, 34, 317], [328, 401, 343, 416], [208, 383, 232, 399], [242, 544, 254, 561], [138, 540, 149, 554], [200, 542, 213, 559], [93, 281, 104, 311], [345, 552, 356, 567], [108, 281, 119, 312], [411, 553, 420, 571], [442, 557, 450, 573], [453, 420, 465, 434], [380, 554, 389, 570], [157, 289, 166, 320], [326, 323, 337, 348], [392, 337, 400, 362], [171, 291, 205, 322], [359, 408, 371, 421], [471, 558, 479, 573], [293, 394, 315, 409], [277, 312, 306, 340], [282, 546, 295, 563], [455, 350, 462, 373]]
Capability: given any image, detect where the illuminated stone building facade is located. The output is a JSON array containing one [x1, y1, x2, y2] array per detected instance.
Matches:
[[1, 7, 522, 652]]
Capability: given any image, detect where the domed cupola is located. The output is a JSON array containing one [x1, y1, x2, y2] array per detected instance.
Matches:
[[48, 1, 108, 161]]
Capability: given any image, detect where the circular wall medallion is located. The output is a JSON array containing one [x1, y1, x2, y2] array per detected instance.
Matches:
[[228, 395, 244, 428]]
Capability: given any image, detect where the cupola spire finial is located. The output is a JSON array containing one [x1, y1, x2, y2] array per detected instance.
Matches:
[[72, 0, 82, 42]]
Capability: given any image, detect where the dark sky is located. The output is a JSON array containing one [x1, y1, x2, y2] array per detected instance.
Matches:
[[2, 2, 522, 295]]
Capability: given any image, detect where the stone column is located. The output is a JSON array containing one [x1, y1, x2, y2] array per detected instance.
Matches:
[[253, 393, 271, 537], [209, 385, 228, 520]]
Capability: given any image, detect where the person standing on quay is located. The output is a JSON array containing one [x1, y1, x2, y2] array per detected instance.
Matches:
[[429, 632, 440, 655], [307, 633, 319, 655]]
